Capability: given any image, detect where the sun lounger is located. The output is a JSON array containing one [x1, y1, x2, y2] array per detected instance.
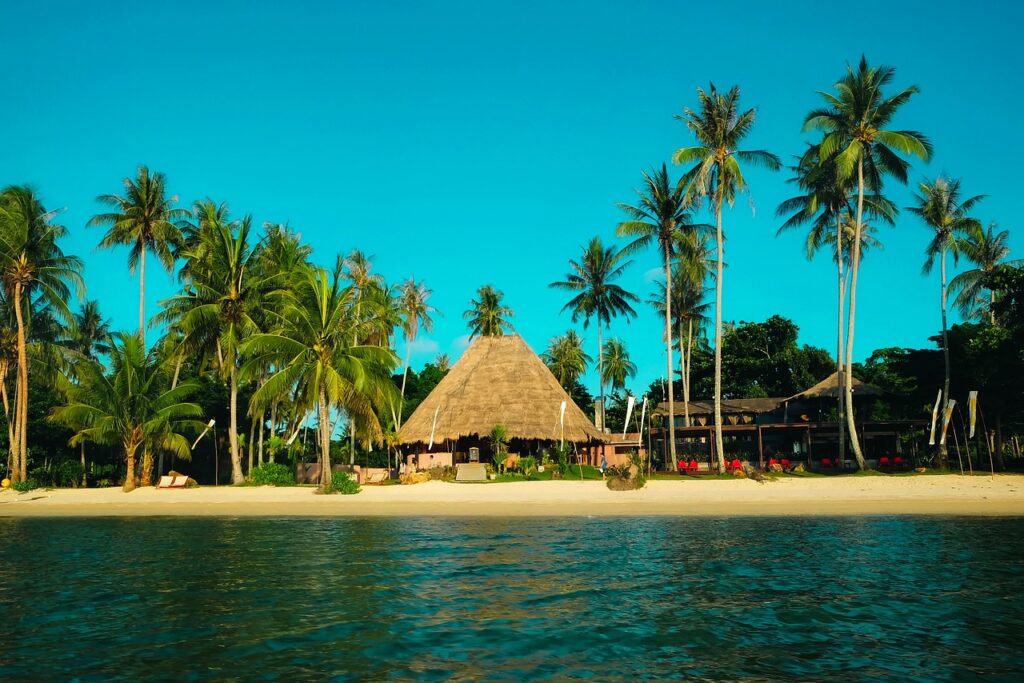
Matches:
[[157, 475, 189, 489]]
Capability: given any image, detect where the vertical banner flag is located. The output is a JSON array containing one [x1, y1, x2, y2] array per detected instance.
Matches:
[[427, 406, 440, 450], [623, 395, 636, 439], [928, 389, 942, 445], [968, 391, 978, 438], [559, 400, 567, 449], [940, 399, 956, 445], [637, 397, 648, 447]]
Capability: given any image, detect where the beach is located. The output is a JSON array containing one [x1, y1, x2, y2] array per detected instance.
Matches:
[[3, 474, 1023, 517]]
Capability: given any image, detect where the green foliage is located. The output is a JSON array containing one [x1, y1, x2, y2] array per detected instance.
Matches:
[[517, 455, 537, 474], [428, 465, 456, 481], [248, 462, 295, 486], [464, 285, 514, 338], [562, 464, 603, 480], [11, 478, 39, 492], [326, 471, 360, 494]]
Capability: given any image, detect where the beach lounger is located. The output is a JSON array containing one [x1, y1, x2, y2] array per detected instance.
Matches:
[[157, 475, 189, 489]]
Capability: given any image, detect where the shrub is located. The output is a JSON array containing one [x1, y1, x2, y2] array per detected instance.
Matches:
[[518, 455, 538, 474], [248, 462, 296, 487], [428, 465, 456, 481], [326, 471, 360, 495], [12, 479, 39, 493]]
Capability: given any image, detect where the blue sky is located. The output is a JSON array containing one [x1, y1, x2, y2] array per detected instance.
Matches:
[[2, 0, 1021, 398]]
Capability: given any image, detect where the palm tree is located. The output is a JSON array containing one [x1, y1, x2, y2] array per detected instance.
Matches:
[[673, 84, 781, 470], [49, 333, 203, 492], [464, 285, 514, 338], [0, 186, 84, 483], [804, 57, 932, 468], [601, 338, 637, 393], [776, 145, 896, 465], [950, 222, 1021, 323], [648, 261, 711, 427], [909, 176, 984, 467], [65, 300, 112, 360], [616, 164, 704, 464], [397, 279, 437, 426], [434, 353, 451, 373], [244, 259, 399, 490], [543, 330, 592, 387], [550, 237, 638, 431], [157, 213, 274, 484], [89, 166, 187, 348], [342, 250, 384, 461]]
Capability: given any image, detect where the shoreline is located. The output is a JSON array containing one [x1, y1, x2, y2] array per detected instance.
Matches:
[[3, 475, 1024, 517]]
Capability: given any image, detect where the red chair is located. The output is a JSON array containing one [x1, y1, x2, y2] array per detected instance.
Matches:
[[769, 458, 779, 467], [688, 459, 699, 473], [677, 459, 687, 472], [730, 459, 741, 472], [879, 456, 891, 469], [894, 456, 905, 469], [781, 458, 791, 469], [821, 458, 833, 468]]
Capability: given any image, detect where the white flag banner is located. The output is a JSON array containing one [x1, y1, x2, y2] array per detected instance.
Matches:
[[940, 399, 956, 446], [427, 406, 440, 450], [928, 390, 942, 445], [623, 395, 636, 439], [968, 391, 978, 438], [559, 400, 567, 449], [637, 397, 648, 447]]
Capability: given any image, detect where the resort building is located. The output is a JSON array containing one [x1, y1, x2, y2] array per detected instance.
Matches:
[[398, 335, 606, 470], [652, 372, 928, 470]]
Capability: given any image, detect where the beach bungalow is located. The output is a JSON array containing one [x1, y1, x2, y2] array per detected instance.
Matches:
[[652, 372, 927, 470], [397, 335, 606, 472]]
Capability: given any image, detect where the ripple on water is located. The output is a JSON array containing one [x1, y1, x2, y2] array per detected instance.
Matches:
[[1, 516, 1023, 681]]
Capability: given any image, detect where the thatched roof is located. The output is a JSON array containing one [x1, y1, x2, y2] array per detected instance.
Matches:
[[788, 371, 883, 401], [397, 335, 606, 446], [653, 398, 785, 417]]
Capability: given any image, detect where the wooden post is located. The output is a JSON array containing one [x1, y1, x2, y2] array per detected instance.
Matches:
[[757, 425, 764, 468]]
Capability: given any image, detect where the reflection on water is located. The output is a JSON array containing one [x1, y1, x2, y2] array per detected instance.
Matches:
[[1, 516, 1022, 681]]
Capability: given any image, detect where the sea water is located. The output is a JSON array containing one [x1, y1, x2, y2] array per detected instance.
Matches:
[[1, 516, 1021, 681]]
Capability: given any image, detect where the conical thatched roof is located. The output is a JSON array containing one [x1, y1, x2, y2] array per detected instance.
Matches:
[[397, 335, 606, 445], [788, 371, 883, 401]]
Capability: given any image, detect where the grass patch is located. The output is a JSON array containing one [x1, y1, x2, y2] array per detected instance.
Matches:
[[561, 464, 604, 480]]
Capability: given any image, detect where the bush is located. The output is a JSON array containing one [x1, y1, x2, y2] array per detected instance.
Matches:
[[326, 471, 360, 495], [517, 455, 538, 474], [428, 465, 456, 481], [248, 462, 296, 487], [12, 478, 39, 493]]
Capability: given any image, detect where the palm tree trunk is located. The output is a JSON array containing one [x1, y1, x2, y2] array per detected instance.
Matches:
[[713, 198, 726, 471], [596, 324, 605, 433], [138, 242, 146, 350], [679, 319, 691, 428], [80, 442, 87, 488], [836, 214, 846, 466], [318, 387, 333, 490], [2, 363, 14, 480], [140, 447, 154, 487], [257, 408, 265, 466], [398, 333, 414, 429], [269, 403, 277, 463], [990, 288, 996, 325], [938, 246, 950, 468], [171, 353, 183, 390], [845, 158, 868, 469], [13, 281, 29, 483], [123, 440, 139, 493], [228, 355, 244, 483], [663, 243, 677, 467], [247, 413, 257, 475]]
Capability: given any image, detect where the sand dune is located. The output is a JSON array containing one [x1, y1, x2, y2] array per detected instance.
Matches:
[[3, 475, 1024, 517]]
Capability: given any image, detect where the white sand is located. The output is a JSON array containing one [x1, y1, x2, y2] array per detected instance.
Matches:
[[2, 475, 1023, 517]]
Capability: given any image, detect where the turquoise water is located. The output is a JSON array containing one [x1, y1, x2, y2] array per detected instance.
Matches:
[[1, 517, 1022, 681]]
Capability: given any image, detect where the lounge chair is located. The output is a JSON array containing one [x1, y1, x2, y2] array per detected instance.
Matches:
[[157, 475, 189, 489]]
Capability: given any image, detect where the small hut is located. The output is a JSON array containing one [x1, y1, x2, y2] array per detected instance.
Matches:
[[397, 335, 605, 468]]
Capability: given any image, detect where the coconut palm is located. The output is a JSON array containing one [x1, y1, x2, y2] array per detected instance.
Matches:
[[776, 145, 895, 465], [616, 164, 705, 463], [89, 166, 187, 347], [804, 57, 932, 468], [434, 353, 451, 373], [601, 338, 636, 393], [49, 333, 203, 492], [0, 186, 84, 482], [64, 300, 112, 360], [157, 213, 275, 483], [950, 222, 1021, 324], [673, 84, 781, 470], [243, 258, 399, 490], [908, 176, 984, 467], [550, 237, 638, 430], [543, 330, 592, 387], [397, 279, 437, 426], [464, 285, 514, 338]]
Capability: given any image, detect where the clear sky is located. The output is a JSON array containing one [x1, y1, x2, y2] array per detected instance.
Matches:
[[2, 0, 1021, 398]]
